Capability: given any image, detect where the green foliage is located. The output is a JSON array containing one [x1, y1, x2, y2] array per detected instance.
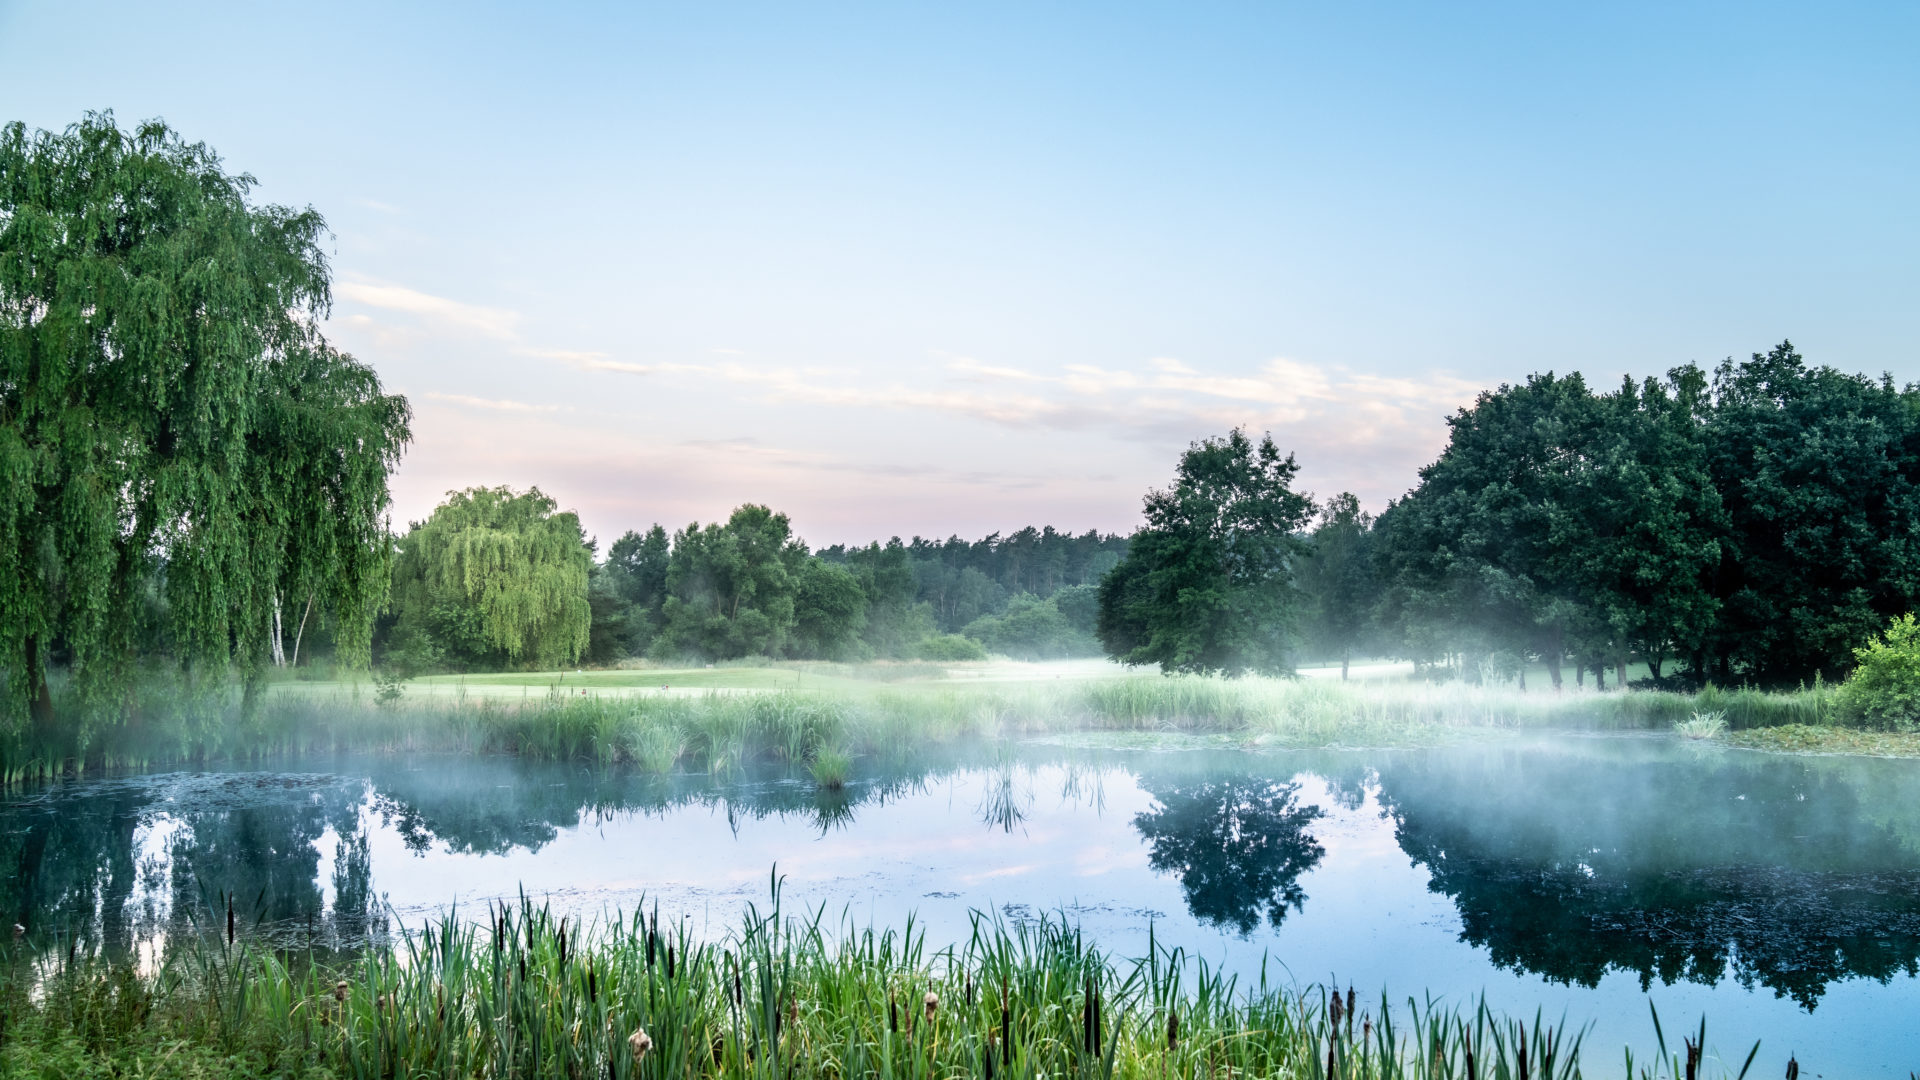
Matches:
[[1374, 342, 1920, 687], [1836, 613, 1920, 731], [657, 505, 807, 659], [1296, 493, 1378, 675], [965, 592, 1100, 659], [1701, 342, 1920, 682], [597, 524, 670, 657], [389, 487, 591, 670], [0, 113, 409, 732], [1097, 429, 1315, 676], [914, 633, 988, 661], [789, 557, 868, 658], [1, 886, 1648, 1080], [843, 538, 936, 657]]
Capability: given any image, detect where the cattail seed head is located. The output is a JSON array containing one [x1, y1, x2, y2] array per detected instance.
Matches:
[[923, 991, 939, 1020], [629, 1026, 653, 1062], [334, 980, 350, 1002]]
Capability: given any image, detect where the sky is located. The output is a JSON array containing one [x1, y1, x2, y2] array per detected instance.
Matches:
[[3, 1, 1916, 548]]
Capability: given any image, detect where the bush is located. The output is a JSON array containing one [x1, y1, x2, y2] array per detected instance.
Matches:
[[915, 634, 988, 661], [1837, 613, 1920, 730]]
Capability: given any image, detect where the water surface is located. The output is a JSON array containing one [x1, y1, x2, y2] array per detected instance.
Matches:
[[3, 733, 1917, 1073]]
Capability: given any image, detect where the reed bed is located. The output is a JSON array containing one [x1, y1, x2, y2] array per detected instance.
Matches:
[[0, 883, 1764, 1080], [0, 674, 1844, 783]]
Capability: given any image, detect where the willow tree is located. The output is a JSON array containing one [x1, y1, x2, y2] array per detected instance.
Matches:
[[0, 114, 410, 733], [388, 487, 592, 671]]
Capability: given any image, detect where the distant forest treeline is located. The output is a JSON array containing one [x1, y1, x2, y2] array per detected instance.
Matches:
[[368, 496, 1130, 671]]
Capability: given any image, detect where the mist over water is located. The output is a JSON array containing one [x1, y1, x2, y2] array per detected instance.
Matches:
[[4, 734, 1918, 1073]]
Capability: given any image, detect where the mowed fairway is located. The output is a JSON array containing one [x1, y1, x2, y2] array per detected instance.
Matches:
[[269, 657, 1158, 702]]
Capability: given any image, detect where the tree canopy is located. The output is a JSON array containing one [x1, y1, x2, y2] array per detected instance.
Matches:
[[0, 113, 409, 730], [1097, 429, 1316, 676], [388, 487, 590, 671]]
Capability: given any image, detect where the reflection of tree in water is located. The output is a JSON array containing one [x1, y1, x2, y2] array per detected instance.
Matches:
[[0, 773, 375, 951], [1376, 742, 1920, 1008], [1133, 776, 1325, 935]]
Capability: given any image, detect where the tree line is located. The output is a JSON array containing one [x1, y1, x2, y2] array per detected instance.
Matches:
[[376, 491, 1127, 671]]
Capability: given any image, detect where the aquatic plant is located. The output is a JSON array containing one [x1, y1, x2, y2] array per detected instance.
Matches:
[[1674, 711, 1728, 739], [0, 880, 1773, 1079], [807, 746, 853, 790]]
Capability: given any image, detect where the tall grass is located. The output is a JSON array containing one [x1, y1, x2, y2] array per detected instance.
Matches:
[[0, 881, 1765, 1079], [0, 674, 1845, 784]]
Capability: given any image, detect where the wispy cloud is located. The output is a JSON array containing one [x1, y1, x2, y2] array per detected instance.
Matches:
[[553, 349, 1480, 447], [335, 278, 521, 340], [425, 392, 563, 413]]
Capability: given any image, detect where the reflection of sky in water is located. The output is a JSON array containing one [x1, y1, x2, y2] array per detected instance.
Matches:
[[3, 736, 1918, 1075]]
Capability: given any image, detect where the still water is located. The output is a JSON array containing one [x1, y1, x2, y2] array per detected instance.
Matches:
[[3, 734, 1918, 1073]]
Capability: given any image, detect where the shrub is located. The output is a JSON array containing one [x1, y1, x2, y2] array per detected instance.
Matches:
[[915, 634, 988, 661], [1836, 613, 1920, 730]]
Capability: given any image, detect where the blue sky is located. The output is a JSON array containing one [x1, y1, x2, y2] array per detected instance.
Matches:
[[4, 1, 1915, 546]]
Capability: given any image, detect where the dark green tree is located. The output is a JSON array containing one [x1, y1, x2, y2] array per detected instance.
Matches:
[[1096, 429, 1315, 676], [0, 114, 409, 733], [790, 557, 868, 659], [592, 524, 671, 659], [844, 539, 934, 657], [388, 487, 591, 671], [1297, 492, 1376, 679], [1700, 342, 1920, 682], [657, 505, 807, 659]]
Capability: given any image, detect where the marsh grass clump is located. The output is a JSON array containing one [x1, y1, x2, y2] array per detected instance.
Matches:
[[0, 880, 1769, 1080], [807, 745, 854, 790], [1674, 711, 1729, 740]]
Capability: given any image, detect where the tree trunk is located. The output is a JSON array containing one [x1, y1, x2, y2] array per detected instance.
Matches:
[[1546, 652, 1563, 692], [1340, 653, 1349, 682], [291, 591, 315, 667], [1650, 654, 1665, 681], [24, 635, 54, 736], [1593, 663, 1606, 691], [1615, 658, 1629, 689], [1575, 665, 1584, 689], [271, 594, 286, 667]]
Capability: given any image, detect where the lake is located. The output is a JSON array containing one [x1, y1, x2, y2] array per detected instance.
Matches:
[[4, 732, 1917, 1073]]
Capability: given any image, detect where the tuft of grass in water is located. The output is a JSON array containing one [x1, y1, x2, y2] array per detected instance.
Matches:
[[807, 745, 853, 790], [1674, 710, 1729, 740], [0, 878, 1770, 1080]]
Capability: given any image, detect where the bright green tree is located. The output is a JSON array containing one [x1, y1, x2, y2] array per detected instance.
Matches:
[[1837, 613, 1920, 730], [0, 114, 410, 732], [388, 487, 590, 670], [1097, 429, 1316, 676]]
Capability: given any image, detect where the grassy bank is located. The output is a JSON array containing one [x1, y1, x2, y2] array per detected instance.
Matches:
[[0, 670, 1855, 783], [0, 887, 1764, 1080]]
